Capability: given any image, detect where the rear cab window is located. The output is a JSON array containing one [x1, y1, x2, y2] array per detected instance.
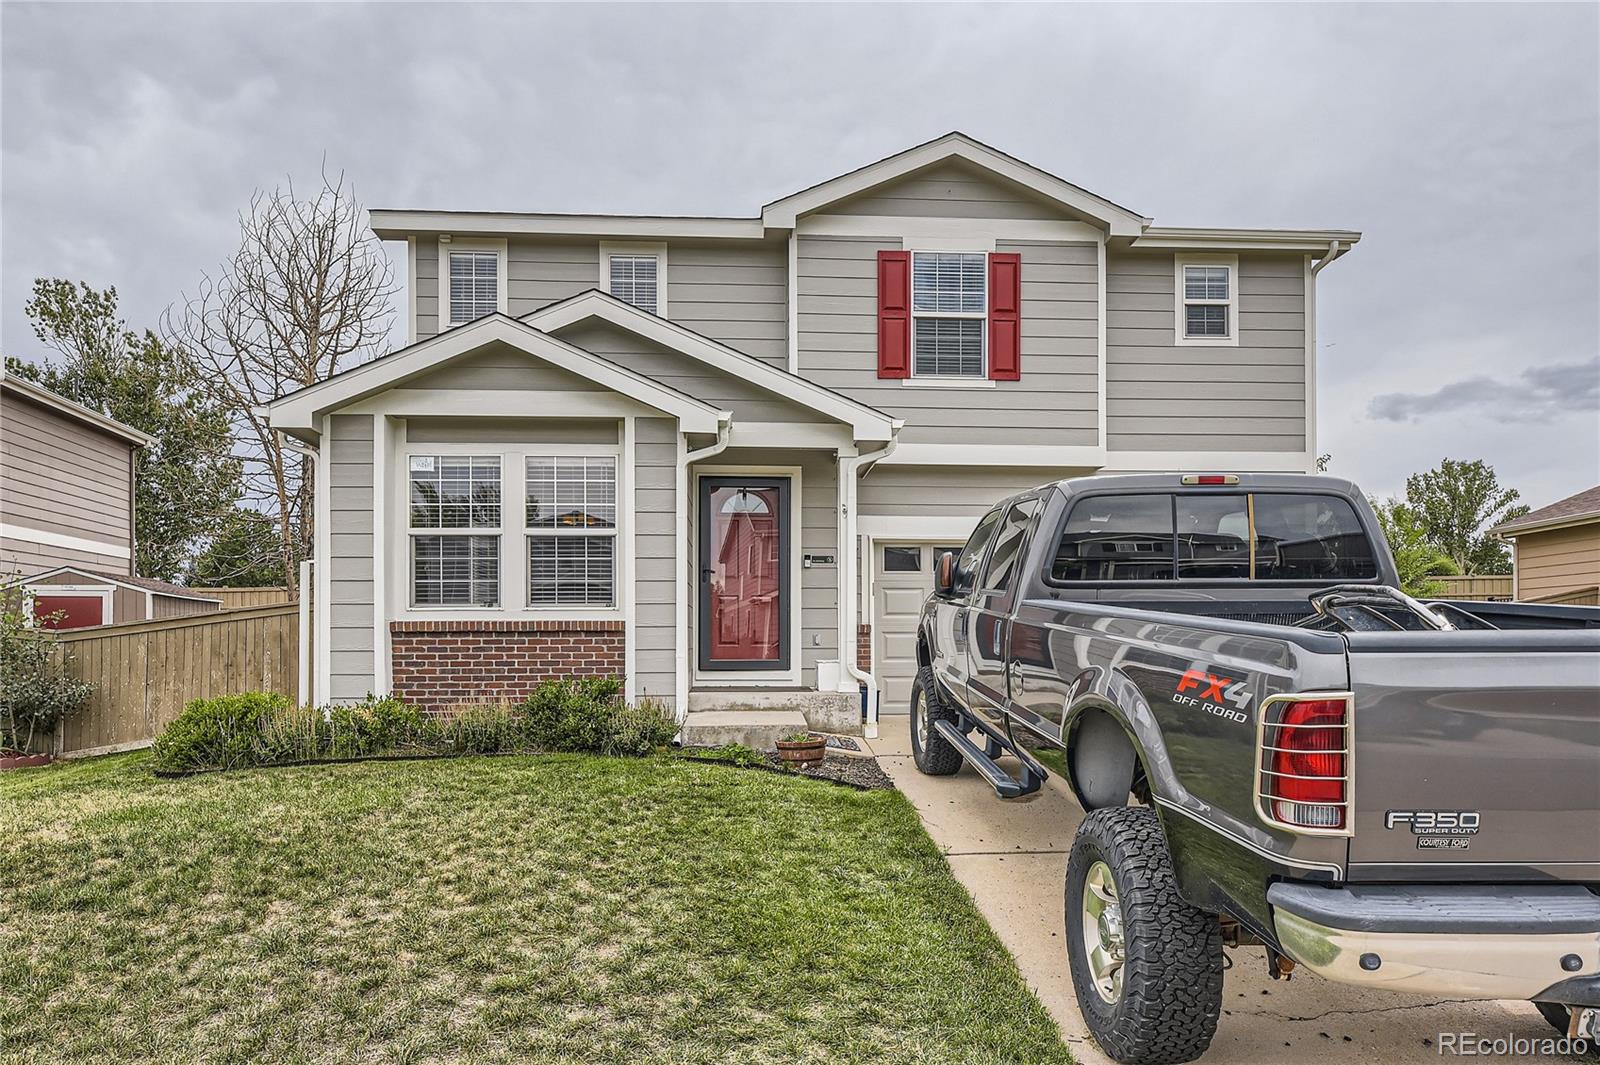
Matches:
[[1049, 490, 1379, 584]]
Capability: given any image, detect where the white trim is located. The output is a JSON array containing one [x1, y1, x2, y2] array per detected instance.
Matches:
[[298, 558, 314, 705], [11, 564, 222, 604], [621, 416, 637, 703], [267, 315, 725, 435], [315, 413, 332, 703], [690, 463, 803, 688], [437, 237, 507, 328], [673, 431, 690, 716], [23, 584, 113, 627], [406, 235, 417, 345], [762, 133, 1147, 236], [726, 422, 852, 450], [373, 211, 764, 242], [522, 291, 896, 441], [899, 378, 994, 390], [1173, 253, 1239, 347], [908, 249, 989, 382], [1097, 237, 1108, 451], [1133, 227, 1362, 252], [1304, 254, 1317, 462], [881, 443, 1106, 468], [858, 515, 990, 541], [1511, 540, 1520, 600], [599, 241, 668, 317], [1102, 450, 1316, 473], [799, 214, 1101, 245], [787, 230, 799, 374], [371, 414, 391, 695], [1496, 511, 1600, 539], [0, 524, 131, 560], [0, 371, 156, 447]]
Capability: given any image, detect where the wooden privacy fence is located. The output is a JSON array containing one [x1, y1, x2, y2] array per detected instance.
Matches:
[[1432, 575, 1513, 601], [53, 603, 300, 757], [187, 586, 294, 609]]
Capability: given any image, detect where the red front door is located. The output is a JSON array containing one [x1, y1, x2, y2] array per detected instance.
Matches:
[[32, 595, 105, 629], [699, 477, 789, 671]]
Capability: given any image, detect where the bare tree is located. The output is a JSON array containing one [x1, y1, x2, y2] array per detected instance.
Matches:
[[165, 170, 396, 594]]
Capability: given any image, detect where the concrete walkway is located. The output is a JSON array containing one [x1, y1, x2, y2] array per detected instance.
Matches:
[[865, 716, 1561, 1065]]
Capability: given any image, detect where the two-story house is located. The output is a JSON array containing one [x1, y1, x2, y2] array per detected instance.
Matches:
[[266, 133, 1358, 736]]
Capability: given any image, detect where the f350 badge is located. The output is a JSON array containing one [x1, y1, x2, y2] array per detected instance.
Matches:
[[1386, 810, 1481, 850], [1173, 668, 1252, 724]]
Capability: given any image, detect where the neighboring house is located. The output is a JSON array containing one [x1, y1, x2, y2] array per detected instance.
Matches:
[[267, 132, 1359, 731], [1492, 484, 1600, 606], [0, 369, 221, 627]]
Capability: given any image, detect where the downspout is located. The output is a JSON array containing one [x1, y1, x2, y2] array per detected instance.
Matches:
[[838, 435, 897, 738], [675, 417, 732, 723], [1310, 239, 1346, 277]]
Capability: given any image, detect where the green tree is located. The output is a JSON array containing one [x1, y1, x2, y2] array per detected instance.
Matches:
[[187, 507, 295, 587], [1370, 498, 1460, 597], [1403, 458, 1530, 575], [8, 280, 242, 581]]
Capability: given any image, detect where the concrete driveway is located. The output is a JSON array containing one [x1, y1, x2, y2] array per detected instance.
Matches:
[[865, 716, 1564, 1065]]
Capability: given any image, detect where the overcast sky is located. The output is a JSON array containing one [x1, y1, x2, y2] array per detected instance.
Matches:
[[4, 2, 1596, 507]]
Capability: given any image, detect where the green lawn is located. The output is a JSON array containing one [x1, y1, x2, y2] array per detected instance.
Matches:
[[1, 752, 1070, 1065]]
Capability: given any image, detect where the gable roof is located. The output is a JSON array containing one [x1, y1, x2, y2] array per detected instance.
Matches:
[[760, 131, 1149, 236], [266, 313, 727, 435], [0, 369, 156, 447], [521, 290, 899, 442], [1492, 484, 1600, 537], [13, 565, 223, 603]]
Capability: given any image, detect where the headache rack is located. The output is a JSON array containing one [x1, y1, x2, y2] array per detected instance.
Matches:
[[1295, 585, 1500, 633]]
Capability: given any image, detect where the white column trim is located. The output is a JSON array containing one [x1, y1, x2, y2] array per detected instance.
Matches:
[[371, 414, 391, 695], [786, 229, 799, 375], [1097, 237, 1108, 451], [673, 431, 689, 718], [1304, 254, 1318, 461], [622, 416, 637, 703], [315, 414, 332, 706]]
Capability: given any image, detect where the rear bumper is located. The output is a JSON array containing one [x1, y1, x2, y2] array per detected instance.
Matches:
[[1268, 882, 1600, 1001]]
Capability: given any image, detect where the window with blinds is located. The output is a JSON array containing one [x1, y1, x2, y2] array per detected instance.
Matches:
[[1180, 262, 1233, 341], [408, 455, 503, 606], [911, 252, 987, 377], [608, 255, 659, 314], [448, 250, 500, 325], [526, 456, 617, 607]]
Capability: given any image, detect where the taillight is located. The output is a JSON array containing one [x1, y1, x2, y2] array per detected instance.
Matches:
[[1256, 693, 1353, 834]]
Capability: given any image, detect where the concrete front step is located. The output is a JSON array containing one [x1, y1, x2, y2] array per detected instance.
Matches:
[[686, 688, 862, 735], [681, 710, 809, 750]]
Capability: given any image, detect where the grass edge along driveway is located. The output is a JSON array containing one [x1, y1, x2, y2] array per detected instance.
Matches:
[[1, 751, 1072, 1065]]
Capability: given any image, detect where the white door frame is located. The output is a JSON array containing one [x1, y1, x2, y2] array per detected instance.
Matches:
[[691, 463, 803, 687]]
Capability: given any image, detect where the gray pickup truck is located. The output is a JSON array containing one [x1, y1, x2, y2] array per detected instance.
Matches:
[[910, 473, 1600, 1064]]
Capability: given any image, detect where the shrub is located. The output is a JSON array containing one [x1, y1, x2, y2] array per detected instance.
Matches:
[[0, 607, 95, 753], [151, 691, 291, 773], [251, 702, 329, 764], [519, 677, 623, 753], [601, 699, 677, 757], [432, 703, 523, 755], [327, 694, 427, 757]]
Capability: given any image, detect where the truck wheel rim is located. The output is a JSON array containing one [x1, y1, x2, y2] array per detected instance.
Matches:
[[1081, 860, 1126, 1004], [913, 687, 929, 751]]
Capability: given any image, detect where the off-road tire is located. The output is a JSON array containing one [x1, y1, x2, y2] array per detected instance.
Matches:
[[1066, 806, 1224, 1064], [909, 665, 963, 776]]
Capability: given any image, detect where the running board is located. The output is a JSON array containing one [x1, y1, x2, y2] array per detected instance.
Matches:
[[932, 713, 1047, 799]]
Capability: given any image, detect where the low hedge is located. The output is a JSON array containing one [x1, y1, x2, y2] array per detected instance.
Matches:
[[150, 681, 676, 775]]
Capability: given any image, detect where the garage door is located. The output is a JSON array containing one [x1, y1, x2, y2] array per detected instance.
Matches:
[[874, 543, 961, 715], [32, 595, 105, 629]]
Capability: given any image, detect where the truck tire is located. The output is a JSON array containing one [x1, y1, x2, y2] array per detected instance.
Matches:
[[1065, 806, 1223, 1064], [909, 665, 963, 776]]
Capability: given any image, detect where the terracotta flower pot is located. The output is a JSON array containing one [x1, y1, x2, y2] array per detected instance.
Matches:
[[0, 751, 53, 771], [775, 734, 827, 768]]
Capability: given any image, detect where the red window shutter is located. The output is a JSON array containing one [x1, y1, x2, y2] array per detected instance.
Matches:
[[988, 252, 1021, 380], [877, 250, 911, 379]]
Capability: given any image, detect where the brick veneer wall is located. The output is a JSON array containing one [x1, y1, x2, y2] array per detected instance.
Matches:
[[857, 623, 871, 672], [390, 619, 625, 713]]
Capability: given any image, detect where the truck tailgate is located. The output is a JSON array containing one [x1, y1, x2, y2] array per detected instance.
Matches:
[[1345, 630, 1600, 882]]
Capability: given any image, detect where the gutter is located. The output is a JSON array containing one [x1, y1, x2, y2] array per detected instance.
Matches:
[[1311, 239, 1349, 276], [837, 436, 897, 738]]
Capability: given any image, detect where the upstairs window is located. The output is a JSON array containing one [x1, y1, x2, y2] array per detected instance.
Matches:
[[442, 239, 506, 326], [601, 242, 667, 315], [1176, 255, 1237, 346], [912, 252, 987, 378]]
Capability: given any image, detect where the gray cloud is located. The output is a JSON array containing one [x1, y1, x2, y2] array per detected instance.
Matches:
[[1369, 358, 1600, 424]]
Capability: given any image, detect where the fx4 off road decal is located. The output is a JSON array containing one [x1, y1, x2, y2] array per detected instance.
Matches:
[[1386, 810, 1482, 850], [1173, 668, 1253, 725]]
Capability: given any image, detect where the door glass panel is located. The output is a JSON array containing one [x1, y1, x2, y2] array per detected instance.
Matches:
[[882, 546, 921, 572], [706, 484, 782, 663], [1176, 494, 1250, 579], [1052, 494, 1175, 581], [979, 498, 1040, 594], [955, 508, 1003, 594]]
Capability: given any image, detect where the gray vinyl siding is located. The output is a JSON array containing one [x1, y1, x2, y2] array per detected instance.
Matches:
[[414, 342, 605, 392], [414, 238, 438, 338], [406, 418, 618, 445], [551, 319, 828, 424], [0, 389, 135, 574], [328, 414, 375, 703], [796, 235, 1099, 446], [858, 465, 1092, 520], [1106, 252, 1307, 453], [508, 238, 601, 317], [666, 241, 789, 367], [0, 536, 128, 575], [634, 417, 677, 705], [827, 160, 1080, 221]]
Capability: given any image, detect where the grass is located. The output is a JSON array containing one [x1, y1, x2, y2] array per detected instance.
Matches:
[[0, 751, 1071, 1065]]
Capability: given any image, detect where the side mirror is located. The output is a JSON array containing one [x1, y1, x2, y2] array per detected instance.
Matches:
[[934, 551, 956, 596]]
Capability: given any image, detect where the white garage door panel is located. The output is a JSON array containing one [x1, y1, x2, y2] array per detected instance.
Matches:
[[874, 543, 959, 715]]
